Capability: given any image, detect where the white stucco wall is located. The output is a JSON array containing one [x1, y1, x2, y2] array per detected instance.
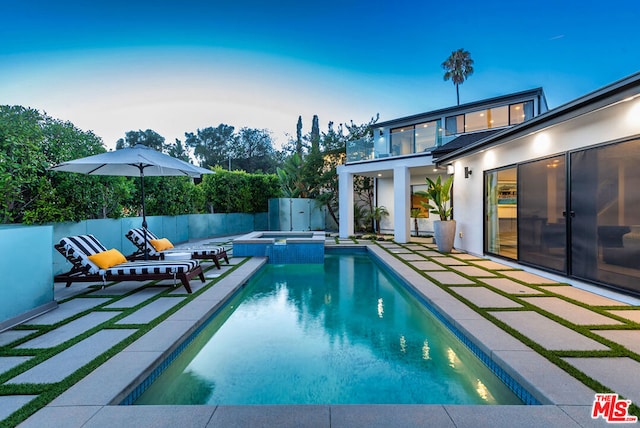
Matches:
[[451, 97, 640, 255]]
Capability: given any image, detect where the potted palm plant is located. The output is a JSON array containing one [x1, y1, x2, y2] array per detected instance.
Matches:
[[420, 175, 455, 253]]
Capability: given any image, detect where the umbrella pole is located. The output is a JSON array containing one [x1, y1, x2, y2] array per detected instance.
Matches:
[[139, 169, 149, 260]]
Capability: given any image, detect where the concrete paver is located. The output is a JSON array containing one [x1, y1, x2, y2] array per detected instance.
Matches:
[[104, 288, 166, 308], [0, 330, 34, 347], [450, 287, 522, 308], [397, 253, 427, 261], [0, 356, 31, 374], [607, 309, 640, 323], [331, 404, 454, 428], [24, 298, 111, 325], [115, 297, 185, 325], [210, 405, 330, 428], [444, 405, 583, 428], [430, 256, 469, 266], [452, 265, 497, 277], [591, 329, 640, 355], [451, 253, 483, 260], [7, 329, 137, 384], [539, 286, 629, 307], [481, 278, 544, 295], [409, 261, 446, 271], [469, 260, 515, 270], [521, 297, 622, 326], [0, 395, 37, 421], [424, 271, 475, 285], [489, 311, 609, 351], [501, 271, 558, 284], [17, 312, 121, 349], [563, 357, 640, 405], [90, 281, 150, 296]]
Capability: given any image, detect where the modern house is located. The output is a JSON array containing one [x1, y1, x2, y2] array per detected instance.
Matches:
[[338, 72, 640, 296], [338, 87, 548, 242]]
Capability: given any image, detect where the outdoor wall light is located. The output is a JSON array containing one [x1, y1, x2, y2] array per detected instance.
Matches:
[[464, 166, 472, 178], [446, 164, 454, 175]]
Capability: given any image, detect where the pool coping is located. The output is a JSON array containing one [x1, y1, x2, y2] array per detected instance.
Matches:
[[19, 247, 599, 427]]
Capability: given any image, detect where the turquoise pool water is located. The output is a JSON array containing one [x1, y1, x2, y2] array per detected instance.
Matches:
[[134, 253, 523, 405]]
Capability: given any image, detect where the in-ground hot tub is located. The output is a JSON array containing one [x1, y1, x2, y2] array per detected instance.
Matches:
[[233, 231, 325, 263]]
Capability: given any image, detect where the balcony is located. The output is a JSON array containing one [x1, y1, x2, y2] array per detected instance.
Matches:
[[346, 130, 454, 163]]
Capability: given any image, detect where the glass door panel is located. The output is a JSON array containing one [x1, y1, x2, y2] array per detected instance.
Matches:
[[570, 139, 640, 294], [485, 167, 517, 258], [518, 155, 567, 273]]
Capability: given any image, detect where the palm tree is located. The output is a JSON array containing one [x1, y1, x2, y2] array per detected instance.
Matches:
[[442, 49, 474, 105], [368, 205, 389, 235]]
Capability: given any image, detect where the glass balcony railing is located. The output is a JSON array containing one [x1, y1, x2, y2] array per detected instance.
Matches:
[[346, 128, 449, 163]]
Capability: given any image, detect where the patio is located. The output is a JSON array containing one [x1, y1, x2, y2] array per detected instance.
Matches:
[[2, 235, 639, 427]]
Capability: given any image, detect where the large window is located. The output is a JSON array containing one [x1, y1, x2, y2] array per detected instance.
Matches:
[[466, 106, 509, 132], [446, 101, 534, 136], [390, 120, 442, 155]]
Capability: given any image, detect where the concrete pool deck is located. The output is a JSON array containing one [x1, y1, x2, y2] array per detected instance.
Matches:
[[4, 235, 640, 427]]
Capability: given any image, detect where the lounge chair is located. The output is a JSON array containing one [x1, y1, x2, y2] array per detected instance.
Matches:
[[54, 234, 205, 293], [125, 228, 229, 269]]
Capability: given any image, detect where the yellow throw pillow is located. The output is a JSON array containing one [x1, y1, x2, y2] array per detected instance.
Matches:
[[150, 238, 174, 252], [88, 248, 127, 269]]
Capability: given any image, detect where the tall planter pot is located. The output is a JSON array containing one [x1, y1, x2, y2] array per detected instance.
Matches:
[[433, 220, 456, 253]]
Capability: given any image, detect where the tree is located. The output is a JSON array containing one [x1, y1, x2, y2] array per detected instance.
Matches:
[[116, 129, 165, 151], [295, 116, 303, 158], [442, 48, 474, 105], [185, 124, 235, 169], [310, 114, 320, 152], [0, 105, 134, 224], [230, 128, 277, 173], [368, 205, 389, 235], [166, 139, 191, 162]]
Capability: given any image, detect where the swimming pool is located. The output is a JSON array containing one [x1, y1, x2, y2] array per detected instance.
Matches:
[[131, 252, 526, 405]]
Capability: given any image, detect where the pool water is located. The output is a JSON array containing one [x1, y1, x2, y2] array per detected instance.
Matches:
[[134, 254, 523, 405]]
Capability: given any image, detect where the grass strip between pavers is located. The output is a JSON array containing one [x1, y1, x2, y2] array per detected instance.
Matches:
[[0, 258, 248, 427], [363, 239, 640, 418]]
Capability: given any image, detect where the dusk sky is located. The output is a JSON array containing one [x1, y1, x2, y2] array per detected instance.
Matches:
[[2, 0, 639, 150]]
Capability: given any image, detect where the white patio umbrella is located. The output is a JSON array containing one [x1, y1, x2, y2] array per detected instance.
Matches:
[[50, 144, 213, 258]]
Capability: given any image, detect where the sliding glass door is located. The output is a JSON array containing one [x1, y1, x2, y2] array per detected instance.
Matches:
[[484, 138, 640, 295], [485, 167, 517, 258], [518, 155, 567, 273], [571, 139, 640, 294]]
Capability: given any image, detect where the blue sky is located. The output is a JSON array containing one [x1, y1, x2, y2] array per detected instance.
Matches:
[[2, 0, 639, 149]]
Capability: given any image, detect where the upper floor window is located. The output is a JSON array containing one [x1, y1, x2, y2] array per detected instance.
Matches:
[[445, 100, 534, 136], [391, 120, 441, 156]]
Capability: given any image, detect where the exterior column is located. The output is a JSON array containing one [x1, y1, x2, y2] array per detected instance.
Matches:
[[338, 166, 354, 238], [393, 165, 410, 243]]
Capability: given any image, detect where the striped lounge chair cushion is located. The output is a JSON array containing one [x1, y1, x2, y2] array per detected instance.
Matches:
[[127, 227, 226, 259], [126, 228, 161, 256], [104, 259, 199, 276], [187, 247, 226, 257], [59, 234, 108, 274]]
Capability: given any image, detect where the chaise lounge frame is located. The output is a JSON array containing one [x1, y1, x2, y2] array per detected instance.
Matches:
[[54, 235, 205, 293], [125, 228, 229, 269]]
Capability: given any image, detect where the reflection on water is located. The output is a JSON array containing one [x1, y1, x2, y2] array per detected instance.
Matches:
[[135, 254, 522, 405]]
